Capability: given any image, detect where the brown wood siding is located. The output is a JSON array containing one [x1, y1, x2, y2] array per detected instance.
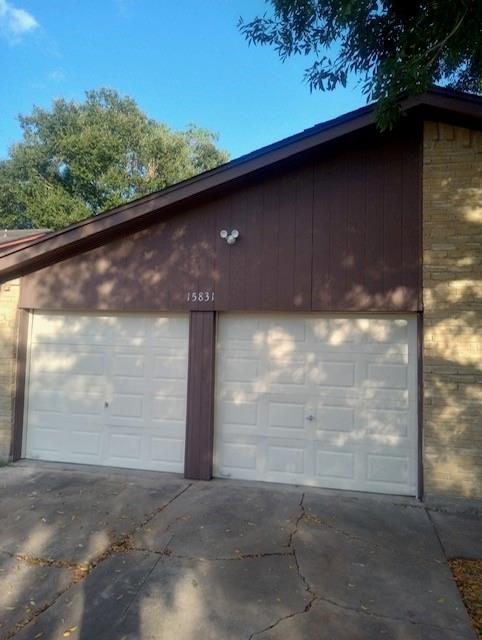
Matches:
[[184, 311, 216, 480], [19, 125, 422, 313], [11, 308, 29, 461]]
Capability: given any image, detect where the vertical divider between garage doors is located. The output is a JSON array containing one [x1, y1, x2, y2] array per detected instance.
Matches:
[[184, 311, 217, 480], [11, 307, 30, 461]]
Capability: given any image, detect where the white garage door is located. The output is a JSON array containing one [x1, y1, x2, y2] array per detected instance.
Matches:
[[214, 314, 418, 495], [25, 312, 188, 473]]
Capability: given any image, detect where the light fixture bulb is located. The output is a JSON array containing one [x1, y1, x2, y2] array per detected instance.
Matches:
[[231, 229, 239, 239], [227, 235, 235, 245], [220, 229, 228, 239]]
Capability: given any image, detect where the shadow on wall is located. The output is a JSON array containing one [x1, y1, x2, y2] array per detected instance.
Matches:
[[19, 131, 422, 314], [423, 122, 482, 498]]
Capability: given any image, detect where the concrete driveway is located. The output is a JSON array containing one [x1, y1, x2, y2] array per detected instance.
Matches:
[[0, 462, 480, 640]]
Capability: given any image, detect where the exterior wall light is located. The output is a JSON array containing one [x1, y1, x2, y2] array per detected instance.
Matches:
[[220, 229, 240, 245]]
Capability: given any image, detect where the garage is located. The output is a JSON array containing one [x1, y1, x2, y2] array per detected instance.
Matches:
[[24, 312, 189, 472], [5, 92, 464, 498], [214, 314, 418, 495]]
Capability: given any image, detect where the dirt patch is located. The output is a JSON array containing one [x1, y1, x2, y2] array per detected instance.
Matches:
[[450, 559, 482, 638]]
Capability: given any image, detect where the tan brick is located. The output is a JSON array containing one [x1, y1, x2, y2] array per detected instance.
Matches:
[[0, 279, 20, 463], [423, 122, 482, 499]]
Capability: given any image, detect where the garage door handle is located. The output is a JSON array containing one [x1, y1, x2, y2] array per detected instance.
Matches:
[[306, 415, 315, 421], [104, 401, 109, 408]]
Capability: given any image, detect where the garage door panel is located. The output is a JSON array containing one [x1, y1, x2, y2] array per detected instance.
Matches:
[[219, 399, 259, 427], [151, 395, 186, 422], [265, 361, 307, 386], [151, 316, 189, 339], [29, 391, 105, 421], [316, 449, 355, 481], [215, 314, 417, 495], [67, 392, 105, 417], [31, 314, 113, 345], [154, 355, 188, 380], [109, 393, 144, 419], [266, 442, 308, 475], [105, 432, 142, 462], [149, 437, 185, 466], [367, 453, 410, 486], [366, 363, 408, 389], [69, 430, 102, 457], [150, 379, 187, 397], [30, 347, 106, 376], [317, 405, 355, 432], [309, 317, 409, 345], [217, 440, 258, 478], [310, 362, 356, 387], [361, 388, 409, 410], [27, 426, 64, 455], [356, 409, 409, 440], [26, 312, 188, 473], [31, 374, 107, 397], [220, 357, 259, 383], [112, 353, 146, 377], [268, 402, 307, 429]]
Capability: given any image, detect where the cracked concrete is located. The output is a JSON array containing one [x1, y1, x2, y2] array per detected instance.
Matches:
[[0, 462, 190, 564], [133, 479, 302, 559], [427, 509, 482, 559], [0, 462, 480, 640], [255, 598, 471, 640], [0, 551, 72, 638]]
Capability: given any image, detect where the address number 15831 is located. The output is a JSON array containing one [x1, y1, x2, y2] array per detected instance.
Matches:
[[187, 291, 215, 302]]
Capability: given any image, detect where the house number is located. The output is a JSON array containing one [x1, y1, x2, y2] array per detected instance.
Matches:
[[187, 291, 215, 302]]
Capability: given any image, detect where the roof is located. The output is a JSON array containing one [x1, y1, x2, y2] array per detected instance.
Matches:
[[0, 86, 481, 283], [0, 229, 51, 256]]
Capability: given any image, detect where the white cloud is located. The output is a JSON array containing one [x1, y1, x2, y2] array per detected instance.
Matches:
[[49, 67, 65, 82], [0, 0, 38, 42]]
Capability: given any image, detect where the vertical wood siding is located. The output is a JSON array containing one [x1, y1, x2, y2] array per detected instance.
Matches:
[[19, 125, 422, 313], [184, 311, 216, 480]]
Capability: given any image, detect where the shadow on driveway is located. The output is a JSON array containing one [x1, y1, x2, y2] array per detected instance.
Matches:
[[0, 461, 480, 640]]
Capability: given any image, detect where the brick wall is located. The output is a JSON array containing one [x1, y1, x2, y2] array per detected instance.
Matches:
[[423, 121, 482, 497], [0, 279, 20, 462]]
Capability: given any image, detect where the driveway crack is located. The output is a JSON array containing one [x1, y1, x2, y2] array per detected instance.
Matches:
[[287, 492, 305, 548], [314, 594, 475, 637], [425, 507, 449, 559], [248, 493, 317, 640], [1, 483, 193, 640], [303, 510, 445, 566], [119, 555, 162, 622], [129, 547, 294, 562]]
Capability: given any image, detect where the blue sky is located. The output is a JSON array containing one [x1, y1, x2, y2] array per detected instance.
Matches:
[[1, 0, 366, 161]]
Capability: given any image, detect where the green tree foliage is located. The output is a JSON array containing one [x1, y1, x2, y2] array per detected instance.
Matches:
[[0, 89, 229, 230], [239, 0, 482, 128]]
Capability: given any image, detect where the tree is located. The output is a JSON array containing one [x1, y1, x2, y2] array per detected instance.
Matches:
[[239, 0, 482, 128], [0, 89, 229, 230]]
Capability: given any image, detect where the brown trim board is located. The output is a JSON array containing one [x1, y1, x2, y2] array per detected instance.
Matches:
[[184, 311, 217, 480], [11, 307, 29, 461], [417, 312, 424, 501]]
